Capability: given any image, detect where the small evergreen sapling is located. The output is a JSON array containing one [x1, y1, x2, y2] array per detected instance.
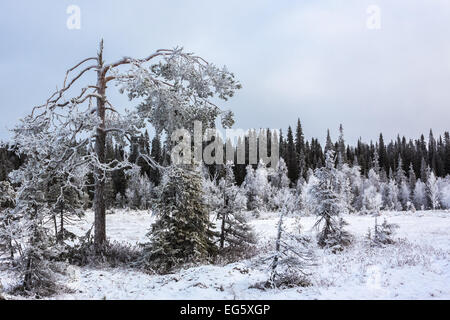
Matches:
[[142, 165, 217, 273]]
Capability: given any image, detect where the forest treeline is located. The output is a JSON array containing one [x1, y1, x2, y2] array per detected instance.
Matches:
[[2, 118, 449, 192]]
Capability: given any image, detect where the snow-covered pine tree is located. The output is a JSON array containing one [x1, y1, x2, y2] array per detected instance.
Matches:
[[337, 124, 347, 168], [337, 164, 354, 213], [269, 157, 292, 211], [396, 156, 407, 186], [348, 164, 364, 212], [385, 178, 401, 211], [142, 165, 217, 273], [310, 150, 352, 250], [216, 162, 255, 254], [243, 164, 265, 213], [427, 169, 440, 210], [125, 168, 154, 210], [300, 169, 319, 216], [270, 157, 290, 190], [399, 181, 412, 211], [413, 179, 427, 210], [362, 184, 383, 215], [408, 163, 417, 195]]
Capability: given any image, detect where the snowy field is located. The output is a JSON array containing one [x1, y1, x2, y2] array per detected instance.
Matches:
[[1, 210, 450, 300]]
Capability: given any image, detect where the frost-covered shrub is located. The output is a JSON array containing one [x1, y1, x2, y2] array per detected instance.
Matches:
[[61, 240, 142, 268], [367, 218, 399, 247]]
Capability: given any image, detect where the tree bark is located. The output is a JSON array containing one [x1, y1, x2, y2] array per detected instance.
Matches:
[[59, 206, 64, 243], [94, 41, 107, 252]]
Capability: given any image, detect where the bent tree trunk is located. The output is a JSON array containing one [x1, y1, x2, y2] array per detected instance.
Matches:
[[94, 42, 107, 252]]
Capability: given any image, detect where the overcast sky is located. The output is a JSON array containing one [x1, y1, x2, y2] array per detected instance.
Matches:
[[1, 0, 449, 145]]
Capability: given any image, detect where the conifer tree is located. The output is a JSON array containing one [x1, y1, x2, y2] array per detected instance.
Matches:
[[420, 158, 428, 183], [142, 165, 217, 272], [408, 163, 417, 195], [286, 126, 298, 184], [310, 150, 352, 250], [324, 129, 334, 154], [413, 179, 427, 210], [427, 169, 440, 210], [149, 134, 162, 185], [295, 119, 307, 179], [337, 124, 347, 167]]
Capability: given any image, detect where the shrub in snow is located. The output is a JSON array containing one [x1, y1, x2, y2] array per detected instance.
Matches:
[[367, 217, 399, 246], [60, 238, 141, 268], [141, 165, 217, 273]]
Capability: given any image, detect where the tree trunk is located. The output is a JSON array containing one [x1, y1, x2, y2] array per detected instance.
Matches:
[[94, 41, 107, 252], [52, 214, 58, 241], [59, 207, 64, 243], [220, 213, 226, 249]]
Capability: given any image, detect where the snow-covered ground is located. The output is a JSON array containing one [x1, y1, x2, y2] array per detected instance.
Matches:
[[1, 210, 449, 300]]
